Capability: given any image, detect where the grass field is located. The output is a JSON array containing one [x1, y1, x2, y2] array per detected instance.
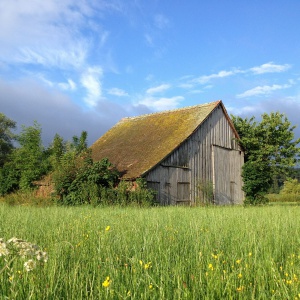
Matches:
[[1, 204, 300, 299]]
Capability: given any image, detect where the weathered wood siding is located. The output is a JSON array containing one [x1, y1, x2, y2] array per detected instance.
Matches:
[[145, 105, 244, 205]]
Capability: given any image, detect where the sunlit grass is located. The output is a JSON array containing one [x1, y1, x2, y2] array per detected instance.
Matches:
[[1, 204, 300, 299]]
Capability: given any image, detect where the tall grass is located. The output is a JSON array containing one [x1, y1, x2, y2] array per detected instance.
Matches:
[[267, 193, 300, 203], [1, 204, 300, 299]]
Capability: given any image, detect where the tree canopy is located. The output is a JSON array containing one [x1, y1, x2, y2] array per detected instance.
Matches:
[[232, 112, 300, 204], [0, 113, 16, 167]]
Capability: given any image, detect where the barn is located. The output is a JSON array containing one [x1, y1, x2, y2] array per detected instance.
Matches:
[[91, 100, 244, 205]]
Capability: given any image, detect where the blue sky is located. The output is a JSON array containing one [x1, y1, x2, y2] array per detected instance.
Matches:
[[1, 0, 300, 145]]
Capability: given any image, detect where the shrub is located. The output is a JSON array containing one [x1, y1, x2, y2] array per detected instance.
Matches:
[[280, 178, 300, 195]]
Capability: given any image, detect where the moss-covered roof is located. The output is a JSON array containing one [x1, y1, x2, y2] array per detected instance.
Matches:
[[91, 100, 225, 179]]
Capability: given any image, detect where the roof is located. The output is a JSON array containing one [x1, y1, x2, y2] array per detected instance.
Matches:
[[91, 100, 236, 179]]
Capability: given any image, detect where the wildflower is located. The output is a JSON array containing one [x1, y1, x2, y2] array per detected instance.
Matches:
[[248, 252, 252, 257], [139, 260, 143, 266], [36, 250, 48, 262], [102, 276, 111, 288], [0, 241, 9, 256], [236, 286, 244, 292], [24, 259, 36, 272], [149, 284, 153, 289], [105, 226, 110, 232], [208, 263, 214, 270], [236, 259, 241, 264], [238, 273, 242, 279], [7, 237, 24, 245], [144, 262, 152, 270]]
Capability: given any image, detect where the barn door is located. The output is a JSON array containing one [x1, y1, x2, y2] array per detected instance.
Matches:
[[212, 145, 243, 204], [166, 167, 191, 205]]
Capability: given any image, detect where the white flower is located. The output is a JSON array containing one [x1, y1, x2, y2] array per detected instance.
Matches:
[[0, 241, 9, 256], [36, 250, 48, 262], [7, 237, 25, 245], [24, 259, 36, 272]]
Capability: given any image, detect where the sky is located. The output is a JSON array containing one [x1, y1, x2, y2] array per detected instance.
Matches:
[[1, 0, 300, 146]]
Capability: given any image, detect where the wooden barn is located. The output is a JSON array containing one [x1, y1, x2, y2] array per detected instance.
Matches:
[[91, 100, 244, 205]]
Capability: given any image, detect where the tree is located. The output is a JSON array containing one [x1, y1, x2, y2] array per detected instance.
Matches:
[[231, 112, 300, 204], [47, 133, 66, 167], [0, 121, 50, 194], [0, 113, 16, 167]]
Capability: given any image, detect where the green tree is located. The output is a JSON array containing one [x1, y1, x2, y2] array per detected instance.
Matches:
[[0, 113, 16, 167], [51, 131, 93, 202], [47, 133, 66, 167], [232, 112, 300, 204], [0, 121, 50, 194]]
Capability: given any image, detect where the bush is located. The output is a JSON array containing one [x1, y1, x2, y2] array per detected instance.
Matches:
[[280, 178, 300, 195]]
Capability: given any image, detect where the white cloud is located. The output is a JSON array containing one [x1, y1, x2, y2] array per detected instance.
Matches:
[[108, 88, 129, 97], [194, 69, 241, 84], [58, 79, 77, 91], [146, 84, 171, 94], [138, 96, 184, 111], [250, 62, 291, 74], [0, 0, 118, 70], [189, 62, 291, 87], [81, 66, 103, 107], [237, 83, 292, 98]]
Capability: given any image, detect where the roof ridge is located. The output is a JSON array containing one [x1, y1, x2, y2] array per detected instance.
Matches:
[[121, 100, 221, 121]]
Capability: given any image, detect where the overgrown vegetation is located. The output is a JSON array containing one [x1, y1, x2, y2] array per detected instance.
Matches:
[[196, 179, 214, 205], [232, 112, 300, 205], [268, 178, 300, 203], [0, 116, 155, 206], [1, 204, 300, 299]]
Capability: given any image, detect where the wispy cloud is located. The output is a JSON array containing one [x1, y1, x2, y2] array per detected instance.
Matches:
[[137, 95, 184, 111], [146, 84, 171, 94], [108, 87, 129, 97], [81, 66, 103, 107], [237, 83, 292, 98], [58, 79, 77, 91], [193, 69, 242, 84], [154, 14, 170, 29], [187, 62, 291, 87], [0, 0, 119, 71], [250, 62, 291, 74]]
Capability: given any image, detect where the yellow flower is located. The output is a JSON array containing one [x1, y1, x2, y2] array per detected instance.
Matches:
[[102, 276, 111, 288], [236, 286, 244, 292], [238, 273, 242, 279], [208, 263, 214, 270], [236, 259, 241, 264], [105, 226, 111, 231], [144, 262, 152, 270], [248, 252, 252, 257], [149, 284, 153, 289]]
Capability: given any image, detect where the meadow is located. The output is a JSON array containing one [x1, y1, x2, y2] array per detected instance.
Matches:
[[1, 204, 300, 299]]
